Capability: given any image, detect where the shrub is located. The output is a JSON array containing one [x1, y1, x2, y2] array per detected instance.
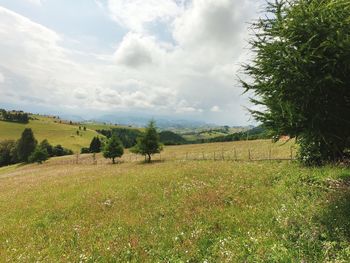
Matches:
[[28, 147, 48, 164]]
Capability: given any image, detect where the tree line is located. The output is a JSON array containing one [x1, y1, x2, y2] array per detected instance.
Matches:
[[0, 128, 73, 167], [0, 109, 29, 123]]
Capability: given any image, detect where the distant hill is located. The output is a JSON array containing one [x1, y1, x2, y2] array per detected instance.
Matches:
[[202, 125, 271, 143]]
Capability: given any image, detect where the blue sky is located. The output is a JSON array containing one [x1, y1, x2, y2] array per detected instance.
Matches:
[[0, 0, 264, 125]]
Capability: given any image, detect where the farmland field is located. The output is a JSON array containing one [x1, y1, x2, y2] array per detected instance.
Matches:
[[0, 140, 349, 262]]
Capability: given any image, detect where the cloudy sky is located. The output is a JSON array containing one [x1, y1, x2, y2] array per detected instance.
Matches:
[[0, 0, 265, 125]]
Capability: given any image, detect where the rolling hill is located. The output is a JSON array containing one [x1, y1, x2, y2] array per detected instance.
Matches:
[[0, 115, 102, 152]]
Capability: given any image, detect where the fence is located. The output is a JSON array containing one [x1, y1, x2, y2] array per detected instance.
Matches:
[[52, 146, 297, 166]]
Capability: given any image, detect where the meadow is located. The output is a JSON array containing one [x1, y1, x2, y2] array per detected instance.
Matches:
[[0, 140, 349, 262], [0, 116, 102, 152]]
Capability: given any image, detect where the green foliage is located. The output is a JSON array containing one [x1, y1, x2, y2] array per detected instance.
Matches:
[[0, 140, 16, 166], [159, 131, 187, 145], [103, 135, 124, 164], [39, 139, 53, 157], [80, 147, 90, 154], [131, 120, 163, 162], [89, 137, 102, 153], [242, 0, 350, 165], [52, 145, 73, 157], [97, 128, 142, 148], [28, 146, 48, 164], [16, 128, 37, 162]]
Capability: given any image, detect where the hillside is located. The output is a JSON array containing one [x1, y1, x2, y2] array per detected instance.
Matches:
[[0, 116, 102, 152], [0, 140, 349, 261]]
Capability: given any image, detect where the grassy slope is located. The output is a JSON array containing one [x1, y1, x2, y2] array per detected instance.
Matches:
[[0, 141, 349, 262], [0, 116, 102, 152]]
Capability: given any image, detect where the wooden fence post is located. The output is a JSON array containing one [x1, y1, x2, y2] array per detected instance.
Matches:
[[248, 149, 251, 161], [269, 148, 272, 160], [234, 148, 237, 161]]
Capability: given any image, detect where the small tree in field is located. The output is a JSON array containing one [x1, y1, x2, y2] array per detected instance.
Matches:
[[131, 120, 163, 163], [28, 146, 48, 164], [103, 135, 124, 164], [17, 128, 37, 162], [241, 0, 350, 165]]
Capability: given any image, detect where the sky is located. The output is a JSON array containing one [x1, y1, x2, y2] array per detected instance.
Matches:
[[0, 0, 265, 125]]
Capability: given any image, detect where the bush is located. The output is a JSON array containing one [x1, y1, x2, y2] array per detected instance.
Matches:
[[28, 147, 48, 164], [80, 147, 90, 154], [52, 145, 73, 157]]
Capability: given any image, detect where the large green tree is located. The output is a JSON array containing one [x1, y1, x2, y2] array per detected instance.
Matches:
[[17, 128, 37, 162], [131, 120, 163, 163], [242, 0, 350, 165]]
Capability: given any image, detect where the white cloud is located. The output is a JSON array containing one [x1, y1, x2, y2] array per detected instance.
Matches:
[[114, 33, 155, 67], [0, 1, 262, 125], [211, 105, 221, 112], [107, 0, 182, 32], [0, 72, 4, 83], [24, 0, 44, 6]]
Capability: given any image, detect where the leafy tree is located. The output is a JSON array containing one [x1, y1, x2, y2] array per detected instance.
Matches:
[[28, 146, 48, 164], [131, 120, 163, 163], [241, 0, 350, 165], [39, 139, 53, 157], [103, 135, 124, 164], [17, 128, 37, 162], [0, 140, 16, 167], [89, 137, 102, 153]]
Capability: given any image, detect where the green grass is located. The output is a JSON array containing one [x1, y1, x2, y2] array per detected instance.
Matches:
[[0, 116, 102, 152], [0, 141, 349, 262]]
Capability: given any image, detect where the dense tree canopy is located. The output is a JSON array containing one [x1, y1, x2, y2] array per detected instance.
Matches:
[[242, 0, 350, 165]]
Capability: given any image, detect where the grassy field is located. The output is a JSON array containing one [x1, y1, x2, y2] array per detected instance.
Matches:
[[0, 140, 349, 262], [0, 116, 102, 152]]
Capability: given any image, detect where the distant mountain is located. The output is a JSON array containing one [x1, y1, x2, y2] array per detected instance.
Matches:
[[59, 114, 86, 122], [92, 114, 211, 129]]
